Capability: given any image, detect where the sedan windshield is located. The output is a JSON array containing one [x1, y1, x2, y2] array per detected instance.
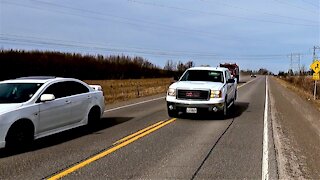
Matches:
[[0, 83, 43, 103], [180, 70, 224, 83]]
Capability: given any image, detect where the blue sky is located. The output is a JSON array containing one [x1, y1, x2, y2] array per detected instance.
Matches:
[[0, 0, 319, 73]]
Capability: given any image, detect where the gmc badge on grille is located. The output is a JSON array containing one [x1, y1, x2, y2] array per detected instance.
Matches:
[[186, 92, 200, 97]]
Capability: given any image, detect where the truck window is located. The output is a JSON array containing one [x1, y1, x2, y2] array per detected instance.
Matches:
[[225, 71, 231, 81], [180, 70, 224, 83]]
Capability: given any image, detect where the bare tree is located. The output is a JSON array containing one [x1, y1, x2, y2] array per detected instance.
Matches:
[[164, 60, 176, 71]]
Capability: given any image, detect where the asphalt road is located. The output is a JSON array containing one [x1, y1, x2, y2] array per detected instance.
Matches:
[[0, 76, 273, 179]]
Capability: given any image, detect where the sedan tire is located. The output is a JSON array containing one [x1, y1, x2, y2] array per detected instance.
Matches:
[[6, 121, 34, 150]]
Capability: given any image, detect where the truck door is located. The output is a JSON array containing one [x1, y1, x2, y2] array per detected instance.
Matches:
[[225, 71, 234, 104]]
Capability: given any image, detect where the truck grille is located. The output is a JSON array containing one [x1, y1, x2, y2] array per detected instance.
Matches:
[[177, 90, 210, 100]]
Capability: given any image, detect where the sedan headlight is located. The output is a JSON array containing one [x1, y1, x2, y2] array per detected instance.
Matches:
[[210, 90, 222, 98], [167, 88, 176, 96]]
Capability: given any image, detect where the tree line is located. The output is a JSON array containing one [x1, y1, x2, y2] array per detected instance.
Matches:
[[0, 50, 194, 80]]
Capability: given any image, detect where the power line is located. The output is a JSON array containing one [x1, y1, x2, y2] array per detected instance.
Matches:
[[128, 0, 318, 27], [0, 34, 312, 61], [14, 0, 315, 28], [198, 0, 318, 23], [0, 34, 220, 57], [273, 0, 319, 14], [299, 0, 320, 8], [1, 0, 251, 42]]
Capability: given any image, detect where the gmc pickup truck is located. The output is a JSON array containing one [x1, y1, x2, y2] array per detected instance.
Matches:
[[166, 67, 237, 118]]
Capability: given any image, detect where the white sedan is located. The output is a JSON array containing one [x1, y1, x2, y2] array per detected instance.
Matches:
[[0, 76, 105, 149]]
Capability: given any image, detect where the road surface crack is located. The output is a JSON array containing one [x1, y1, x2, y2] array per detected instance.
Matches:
[[190, 118, 235, 180]]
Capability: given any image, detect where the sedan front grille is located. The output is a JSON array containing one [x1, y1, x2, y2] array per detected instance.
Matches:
[[177, 90, 210, 100]]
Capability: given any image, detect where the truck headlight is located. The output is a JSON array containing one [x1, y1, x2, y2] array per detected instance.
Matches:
[[167, 88, 176, 96], [210, 90, 221, 98]]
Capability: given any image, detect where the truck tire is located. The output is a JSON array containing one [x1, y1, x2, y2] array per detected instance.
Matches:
[[222, 100, 228, 118], [230, 90, 237, 110], [168, 109, 177, 118]]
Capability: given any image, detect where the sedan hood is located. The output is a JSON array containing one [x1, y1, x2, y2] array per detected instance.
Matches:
[[170, 81, 224, 90], [0, 104, 23, 115]]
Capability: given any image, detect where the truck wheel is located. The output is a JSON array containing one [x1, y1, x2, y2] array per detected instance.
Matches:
[[168, 110, 177, 118], [222, 100, 228, 118], [230, 91, 236, 110]]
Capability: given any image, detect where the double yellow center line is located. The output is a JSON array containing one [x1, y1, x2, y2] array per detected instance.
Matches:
[[48, 77, 257, 179], [48, 118, 176, 180]]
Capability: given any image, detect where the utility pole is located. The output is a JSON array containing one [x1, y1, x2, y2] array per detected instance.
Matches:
[[313, 46, 320, 62], [312, 46, 320, 100], [289, 53, 292, 74]]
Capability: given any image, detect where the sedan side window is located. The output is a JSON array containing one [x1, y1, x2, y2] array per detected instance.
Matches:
[[40, 81, 89, 101], [42, 82, 70, 99], [66, 81, 89, 96]]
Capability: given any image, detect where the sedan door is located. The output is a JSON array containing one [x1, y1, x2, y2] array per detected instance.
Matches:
[[38, 82, 73, 133], [65, 81, 92, 124]]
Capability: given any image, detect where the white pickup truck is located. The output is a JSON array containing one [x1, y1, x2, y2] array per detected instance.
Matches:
[[166, 67, 237, 117]]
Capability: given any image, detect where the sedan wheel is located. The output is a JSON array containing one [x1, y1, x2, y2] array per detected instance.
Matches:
[[6, 123, 33, 150]]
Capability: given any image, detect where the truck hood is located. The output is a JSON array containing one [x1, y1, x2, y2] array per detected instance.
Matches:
[[0, 103, 23, 115], [170, 81, 224, 90]]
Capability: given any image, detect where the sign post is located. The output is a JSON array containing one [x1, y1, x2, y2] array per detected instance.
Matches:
[[315, 80, 317, 100], [310, 60, 320, 100]]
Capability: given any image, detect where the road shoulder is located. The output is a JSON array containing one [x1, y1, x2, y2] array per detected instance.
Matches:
[[269, 77, 320, 179]]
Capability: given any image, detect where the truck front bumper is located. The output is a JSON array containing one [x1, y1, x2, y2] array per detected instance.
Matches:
[[167, 101, 225, 113]]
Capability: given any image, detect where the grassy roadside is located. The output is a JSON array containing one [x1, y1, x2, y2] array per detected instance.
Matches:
[[273, 76, 320, 111], [85, 78, 173, 104]]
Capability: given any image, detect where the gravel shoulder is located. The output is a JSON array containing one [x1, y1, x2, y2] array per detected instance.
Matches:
[[269, 77, 320, 179]]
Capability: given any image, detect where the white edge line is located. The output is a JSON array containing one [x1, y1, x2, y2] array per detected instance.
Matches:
[[262, 76, 269, 180], [104, 96, 165, 112]]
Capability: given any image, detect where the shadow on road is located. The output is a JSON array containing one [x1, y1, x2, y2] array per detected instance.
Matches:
[[177, 102, 249, 120], [0, 116, 132, 158], [238, 80, 247, 83]]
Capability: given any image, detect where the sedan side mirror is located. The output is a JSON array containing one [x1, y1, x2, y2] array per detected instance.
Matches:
[[174, 76, 180, 81], [227, 79, 235, 83], [40, 94, 55, 102]]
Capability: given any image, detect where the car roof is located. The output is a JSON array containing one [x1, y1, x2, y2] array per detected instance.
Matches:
[[1, 76, 66, 84], [15, 76, 56, 80], [187, 66, 228, 71]]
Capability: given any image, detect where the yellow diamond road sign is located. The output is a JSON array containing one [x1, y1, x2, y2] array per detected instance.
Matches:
[[310, 60, 320, 73], [313, 73, 320, 80]]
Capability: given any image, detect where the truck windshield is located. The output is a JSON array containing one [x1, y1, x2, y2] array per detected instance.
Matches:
[[180, 70, 224, 83], [0, 83, 43, 104]]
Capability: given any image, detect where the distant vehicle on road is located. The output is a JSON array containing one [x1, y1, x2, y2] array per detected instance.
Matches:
[[219, 63, 239, 83], [0, 76, 105, 149], [166, 67, 237, 118], [251, 74, 257, 78]]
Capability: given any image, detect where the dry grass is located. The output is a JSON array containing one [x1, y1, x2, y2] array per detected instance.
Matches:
[[85, 78, 173, 104], [275, 76, 320, 111]]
